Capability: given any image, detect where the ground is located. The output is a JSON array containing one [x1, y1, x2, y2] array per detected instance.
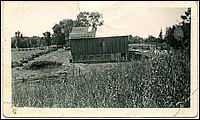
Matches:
[[12, 49, 71, 80], [11, 48, 190, 108]]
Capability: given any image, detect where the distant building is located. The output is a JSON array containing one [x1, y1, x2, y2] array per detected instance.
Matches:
[[69, 26, 97, 39]]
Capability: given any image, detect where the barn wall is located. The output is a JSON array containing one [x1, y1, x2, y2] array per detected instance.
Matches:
[[70, 36, 129, 63]]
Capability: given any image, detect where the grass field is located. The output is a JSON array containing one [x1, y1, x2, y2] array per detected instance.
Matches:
[[12, 50, 46, 62], [11, 48, 190, 108]]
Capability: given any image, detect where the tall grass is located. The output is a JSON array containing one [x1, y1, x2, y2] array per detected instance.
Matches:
[[12, 50, 190, 108]]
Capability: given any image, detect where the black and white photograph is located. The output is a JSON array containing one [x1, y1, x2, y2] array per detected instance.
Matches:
[[1, 1, 199, 118]]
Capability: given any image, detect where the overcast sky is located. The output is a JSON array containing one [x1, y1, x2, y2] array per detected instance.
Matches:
[[2, 1, 189, 40]]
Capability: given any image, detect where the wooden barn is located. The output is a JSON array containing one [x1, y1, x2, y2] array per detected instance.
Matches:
[[69, 35, 129, 63]]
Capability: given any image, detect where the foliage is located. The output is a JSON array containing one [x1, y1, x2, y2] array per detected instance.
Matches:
[[26, 61, 62, 70], [11, 11, 104, 47], [157, 28, 164, 44], [43, 31, 51, 46], [12, 50, 190, 108], [11, 33, 45, 48], [164, 8, 191, 55], [158, 29, 163, 40], [51, 12, 104, 46], [74, 12, 104, 28], [128, 35, 143, 44], [147, 35, 157, 44], [52, 19, 74, 46], [11, 31, 23, 48]]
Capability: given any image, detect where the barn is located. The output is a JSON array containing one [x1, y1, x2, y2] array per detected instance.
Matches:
[[69, 27, 129, 63]]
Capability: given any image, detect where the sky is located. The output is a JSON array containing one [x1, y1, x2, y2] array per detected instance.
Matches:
[[2, 1, 189, 40]]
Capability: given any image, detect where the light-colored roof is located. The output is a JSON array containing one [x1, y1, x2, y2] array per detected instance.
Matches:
[[71, 27, 90, 33], [69, 26, 96, 39]]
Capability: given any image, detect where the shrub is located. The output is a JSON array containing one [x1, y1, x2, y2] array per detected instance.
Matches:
[[24, 61, 62, 70]]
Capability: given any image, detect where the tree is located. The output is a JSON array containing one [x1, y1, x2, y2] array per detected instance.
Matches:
[[52, 19, 74, 46], [158, 28, 163, 43], [159, 29, 163, 39], [147, 35, 156, 43], [128, 35, 144, 44], [74, 12, 104, 29], [181, 8, 191, 24], [180, 8, 191, 53], [164, 8, 191, 54], [43, 31, 51, 46], [14, 31, 22, 48], [51, 12, 104, 46]]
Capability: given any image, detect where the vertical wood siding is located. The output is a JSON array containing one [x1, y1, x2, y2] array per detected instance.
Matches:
[[70, 36, 128, 62]]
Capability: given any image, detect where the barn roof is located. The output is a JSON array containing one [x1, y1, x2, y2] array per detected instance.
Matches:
[[69, 26, 96, 39]]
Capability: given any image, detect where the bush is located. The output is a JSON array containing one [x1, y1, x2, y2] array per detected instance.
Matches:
[[24, 61, 62, 70]]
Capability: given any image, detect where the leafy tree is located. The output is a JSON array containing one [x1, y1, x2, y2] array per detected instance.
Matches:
[[74, 12, 104, 29], [164, 8, 191, 54], [147, 35, 156, 44], [52, 24, 62, 34], [180, 8, 191, 53], [14, 31, 23, 48], [43, 31, 51, 46], [11, 31, 47, 48], [128, 35, 144, 44], [11, 36, 17, 48], [52, 19, 74, 46], [59, 19, 74, 36], [52, 12, 104, 46]]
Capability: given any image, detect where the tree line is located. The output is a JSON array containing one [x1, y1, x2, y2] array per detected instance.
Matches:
[[11, 12, 104, 48], [12, 8, 191, 55], [128, 8, 191, 53]]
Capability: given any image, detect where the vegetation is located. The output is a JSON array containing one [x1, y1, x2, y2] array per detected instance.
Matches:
[[129, 8, 191, 52], [164, 8, 191, 56], [74, 12, 104, 28], [11, 31, 43, 48], [11, 11, 104, 48], [11, 8, 191, 108], [12, 50, 190, 108], [43, 31, 52, 47], [52, 12, 104, 47]]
